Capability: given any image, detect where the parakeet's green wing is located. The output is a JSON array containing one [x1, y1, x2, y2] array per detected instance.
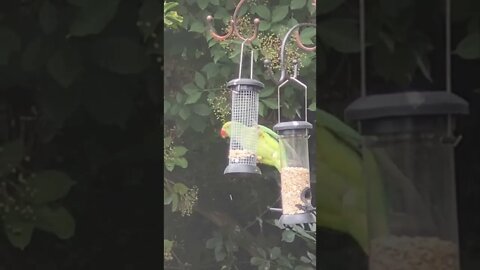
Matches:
[[258, 125, 279, 140], [317, 109, 362, 152]]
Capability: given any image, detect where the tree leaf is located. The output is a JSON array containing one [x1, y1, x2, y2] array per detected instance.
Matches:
[[0, 26, 21, 65], [214, 246, 226, 261], [270, 247, 281, 260], [415, 51, 432, 82], [92, 37, 149, 74], [39, 0, 58, 34], [194, 72, 206, 88], [173, 146, 188, 157], [179, 106, 190, 120], [28, 170, 76, 203], [47, 46, 83, 88], [173, 182, 189, 195], [68, 0, 120, 37], [454, 32, 480, 60], [262, 98, 278, 109], [192, 103, 211, 116], [318, 19, 360, 53], [281, 230, 296, 243], [254, 5, 271, 20], [185, 92, 202, 105], [35, 206, 75, 239], [291, 0, 307, 10], [197, 0, 209, 10], [175, 157, 188, 168], [189, 21, 205, 33], [202, 63, 219, 79], [272, 6, 289, 23], [4, 220, 34, 250]]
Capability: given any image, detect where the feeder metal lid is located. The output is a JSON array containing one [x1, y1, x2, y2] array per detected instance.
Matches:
[[345, 91, 469, 121], [273, 121, 312, 131], [227, 78, 264, 89]]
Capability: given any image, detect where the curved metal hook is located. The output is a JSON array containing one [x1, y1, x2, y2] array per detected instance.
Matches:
[[278, 23, 316, 84], [294, 30, 316, 52], [206, 0, 260, 43]]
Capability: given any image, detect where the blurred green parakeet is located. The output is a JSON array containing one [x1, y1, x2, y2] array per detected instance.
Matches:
[[220, 121, 281, 171]]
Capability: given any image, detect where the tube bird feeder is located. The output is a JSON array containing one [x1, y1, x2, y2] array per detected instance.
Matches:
[[345, 91, 468, 270]]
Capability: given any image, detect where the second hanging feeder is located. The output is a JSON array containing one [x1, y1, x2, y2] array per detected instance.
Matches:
[[224, 41, 264, 177], [273, 62, 315, 225]]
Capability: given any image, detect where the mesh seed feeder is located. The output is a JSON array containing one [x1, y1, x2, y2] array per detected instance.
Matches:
[[224, 41, 264, 177], [272, 63, 315, 226]]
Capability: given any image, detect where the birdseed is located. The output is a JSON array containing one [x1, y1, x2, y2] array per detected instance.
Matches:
[[370, 236, 459, 270], [280, 167, 311, 215], [228, 149, 256, 160]]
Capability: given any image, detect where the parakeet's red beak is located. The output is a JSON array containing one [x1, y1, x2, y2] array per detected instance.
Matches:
[[220, 128, 227, 138]]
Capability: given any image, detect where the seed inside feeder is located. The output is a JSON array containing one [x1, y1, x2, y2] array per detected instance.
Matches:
[[228, 149, 256, 160], [370, 236, 459, 270], [280, 167, 310, 215]]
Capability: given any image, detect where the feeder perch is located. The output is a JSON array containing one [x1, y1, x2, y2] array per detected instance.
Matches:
[[345, 91, 468, 270], [224, 42, 264, 177]]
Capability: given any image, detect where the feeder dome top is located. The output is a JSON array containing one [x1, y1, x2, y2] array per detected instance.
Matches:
[[273, 121, 312, 131], [345, 91, 469, 122], [227, 78, 264, 89]]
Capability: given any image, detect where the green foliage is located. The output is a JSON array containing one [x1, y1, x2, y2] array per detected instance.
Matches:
[[164, 1, 184, 29], [0, 141, 75, 249]]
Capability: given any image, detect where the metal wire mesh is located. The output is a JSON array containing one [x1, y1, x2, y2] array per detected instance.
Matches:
[[228, 83, 260, 167]]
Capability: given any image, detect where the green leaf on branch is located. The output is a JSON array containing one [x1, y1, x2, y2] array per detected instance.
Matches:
[[28, 170, 76, 204], [175, 157, 188, 168], [35, 206, 75, 239], [4, 219, 34, 250], [272, 6, 289, 23], [192, 104, 211, 116], [254, 5, 271, 20], [185, 92, 202, 105], [173, 183, 189, 195], [291, 0, 307, 10], [281, 230, 296, 243], [455, 32, 480, 60], [194, 72, 206, 88], [47, 46, 83, 88]]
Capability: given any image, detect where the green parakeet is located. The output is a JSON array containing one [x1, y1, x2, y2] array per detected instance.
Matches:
[[220, 121, 281, 171], [316, 109, 389, 254]]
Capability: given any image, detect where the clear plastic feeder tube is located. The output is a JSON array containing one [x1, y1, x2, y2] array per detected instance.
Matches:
[[345, 91, 469, 270], [363, 121, 461, 270], [274, 121, 315, 225]]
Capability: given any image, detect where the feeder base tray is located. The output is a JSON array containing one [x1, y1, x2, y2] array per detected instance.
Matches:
[[224, 164, 261, 177], [280, 212, 316, 225]]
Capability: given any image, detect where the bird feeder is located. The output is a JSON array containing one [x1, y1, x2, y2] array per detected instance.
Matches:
[[224, 41, 264, 176], [345, 91, 468, 270], [272, 70, 315, 226]]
